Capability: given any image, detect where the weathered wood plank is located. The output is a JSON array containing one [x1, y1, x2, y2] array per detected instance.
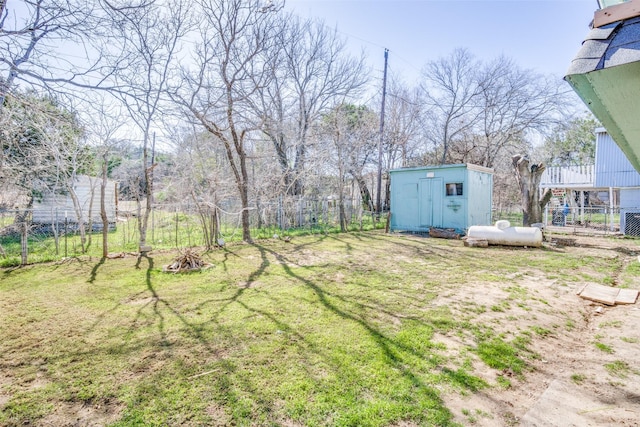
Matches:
[[595, 0, 640, 28], [615, 288, 639, 305], [429, 228, 460, 240], [464, 238, 488, 248], [578, 283, 619, 306]]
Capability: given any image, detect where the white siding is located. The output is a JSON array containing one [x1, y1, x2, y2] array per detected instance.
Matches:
[[32, 176, 118, 224]]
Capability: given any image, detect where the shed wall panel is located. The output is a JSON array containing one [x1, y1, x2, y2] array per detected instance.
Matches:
[[467, 169, 493, 226], [620, 188, 640, 208], [595, 131, 640, 187]]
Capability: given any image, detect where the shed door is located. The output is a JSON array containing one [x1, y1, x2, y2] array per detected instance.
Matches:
[[419, 178, 443, 228]]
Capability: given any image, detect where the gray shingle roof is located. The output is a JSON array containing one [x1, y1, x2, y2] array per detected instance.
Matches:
[[566, 17, 640, 75]]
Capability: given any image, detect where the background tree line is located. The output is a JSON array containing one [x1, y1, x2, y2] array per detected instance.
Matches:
[[1, 0, 596, 249]]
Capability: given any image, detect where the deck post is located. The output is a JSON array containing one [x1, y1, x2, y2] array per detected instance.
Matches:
[[609, 187, 615, 231]]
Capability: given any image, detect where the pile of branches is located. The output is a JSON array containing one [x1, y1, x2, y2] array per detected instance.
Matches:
[[164, 248, 208, 273]]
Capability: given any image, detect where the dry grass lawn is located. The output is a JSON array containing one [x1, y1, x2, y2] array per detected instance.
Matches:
[[1, 231, 639, 426]]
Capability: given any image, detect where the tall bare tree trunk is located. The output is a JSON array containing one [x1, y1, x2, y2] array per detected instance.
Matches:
[[138, 132, 154, 253], [67, 180, 87, 253], [86, 177, 97, 248], [100, 151, 109, 258], [513, 155, 553, 226], [350, 170, 373, 212]]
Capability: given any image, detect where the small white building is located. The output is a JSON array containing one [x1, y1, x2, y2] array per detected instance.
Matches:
[[32, 175, 118, 225]]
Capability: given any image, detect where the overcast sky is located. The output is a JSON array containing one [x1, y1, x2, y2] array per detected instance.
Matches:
[[285, 0, 599, 84]]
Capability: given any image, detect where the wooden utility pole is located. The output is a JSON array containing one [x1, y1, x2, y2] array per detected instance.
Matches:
[[376, 48, 389, 214]]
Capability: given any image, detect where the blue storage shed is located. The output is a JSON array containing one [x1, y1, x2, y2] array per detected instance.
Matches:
[[389, 164, 494, 234]]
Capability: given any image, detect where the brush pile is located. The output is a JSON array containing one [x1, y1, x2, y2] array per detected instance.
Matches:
[[164, 248, 209, 273]]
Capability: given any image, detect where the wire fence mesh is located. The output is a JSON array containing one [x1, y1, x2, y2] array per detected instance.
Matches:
[[2, 201, 637, 267], [0, 197, 384, 266], [543, 205, 624, 235]]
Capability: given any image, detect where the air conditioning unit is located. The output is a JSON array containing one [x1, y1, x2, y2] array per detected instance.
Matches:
[[624, 212, 640, 237]]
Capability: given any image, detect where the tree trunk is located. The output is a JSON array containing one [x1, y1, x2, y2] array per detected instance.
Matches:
[[67, 180, 87, 253], [100, 152, 109, 258], [350, 170, 374, 211], [384, 173, 391, 211], [240, 184, 252, 243], [86, 177, 97, 248], [138, 132, 154, 253], [512, 155, 553, 226]]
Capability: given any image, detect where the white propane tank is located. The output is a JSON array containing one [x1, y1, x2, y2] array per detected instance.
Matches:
[[467, 220, 543, 247]]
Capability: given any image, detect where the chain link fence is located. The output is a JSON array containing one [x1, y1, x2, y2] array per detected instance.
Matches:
[[543, 205, 624, 235], [3, 201, 637, 267], [0, 197, 384, 266], [493, 204, 630, 236]]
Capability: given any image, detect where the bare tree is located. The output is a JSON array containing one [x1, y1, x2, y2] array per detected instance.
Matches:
[[512, 155, 553, 226], [0, 92, 84, 202], [0, 91, 88, 262], [81, 95, 126, 257], [177, 0, 280, 242], [255, 14, 369, 196], [0, 0, 132, 108], [384, 79, 423, 169], [473, 57, 567, 168], [345, 105, 378, 211], [420, 48, 482, 165], [107, 0, 190, 252], [381, 78, 423, 208], [318, 103, 377, 230], [420, 50, 568, 170], [168, 127, 235, 249]]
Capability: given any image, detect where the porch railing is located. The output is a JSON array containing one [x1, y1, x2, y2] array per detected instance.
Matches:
[[540, 165, 595, 188]]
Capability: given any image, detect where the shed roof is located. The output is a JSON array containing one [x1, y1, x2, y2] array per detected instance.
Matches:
[[389, 163, 494, 175]]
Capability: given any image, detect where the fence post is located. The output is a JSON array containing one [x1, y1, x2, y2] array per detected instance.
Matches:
[[609, 187, 615, 232], [175, 207, 179, 248], [64, 213, 68, 258], [54, 208, 59, 255], [277, 196, 283, 230], [152, 207, 155, 244], [544, 204, 548, 226], [20, 220, 28, 266]]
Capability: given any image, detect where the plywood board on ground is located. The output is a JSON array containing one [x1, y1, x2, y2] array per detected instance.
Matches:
[[616, 288, 639, 305], [578, 283, 639, 306]]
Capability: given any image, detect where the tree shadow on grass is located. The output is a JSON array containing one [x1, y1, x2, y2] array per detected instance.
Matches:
[[128, 253, 222, 351], [87, 238, 476, 424], [88, 257, 105, 284], [229, 243, 457, 424]]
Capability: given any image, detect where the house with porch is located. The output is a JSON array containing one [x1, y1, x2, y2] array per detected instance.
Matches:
[[540, 128, 640, 235]]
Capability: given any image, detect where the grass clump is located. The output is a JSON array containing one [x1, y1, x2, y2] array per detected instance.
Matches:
[[570, 373, 586, 384], [475, 338, 526, 375], [605, 360, 633, 378], [594, 342, 614, 354]]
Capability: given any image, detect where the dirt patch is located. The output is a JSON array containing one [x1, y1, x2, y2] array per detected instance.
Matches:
[[442, 234, 640, 426], [0, 393, 10, 409], [36, 400, 123, 427], [205, 402, 232, 426]]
